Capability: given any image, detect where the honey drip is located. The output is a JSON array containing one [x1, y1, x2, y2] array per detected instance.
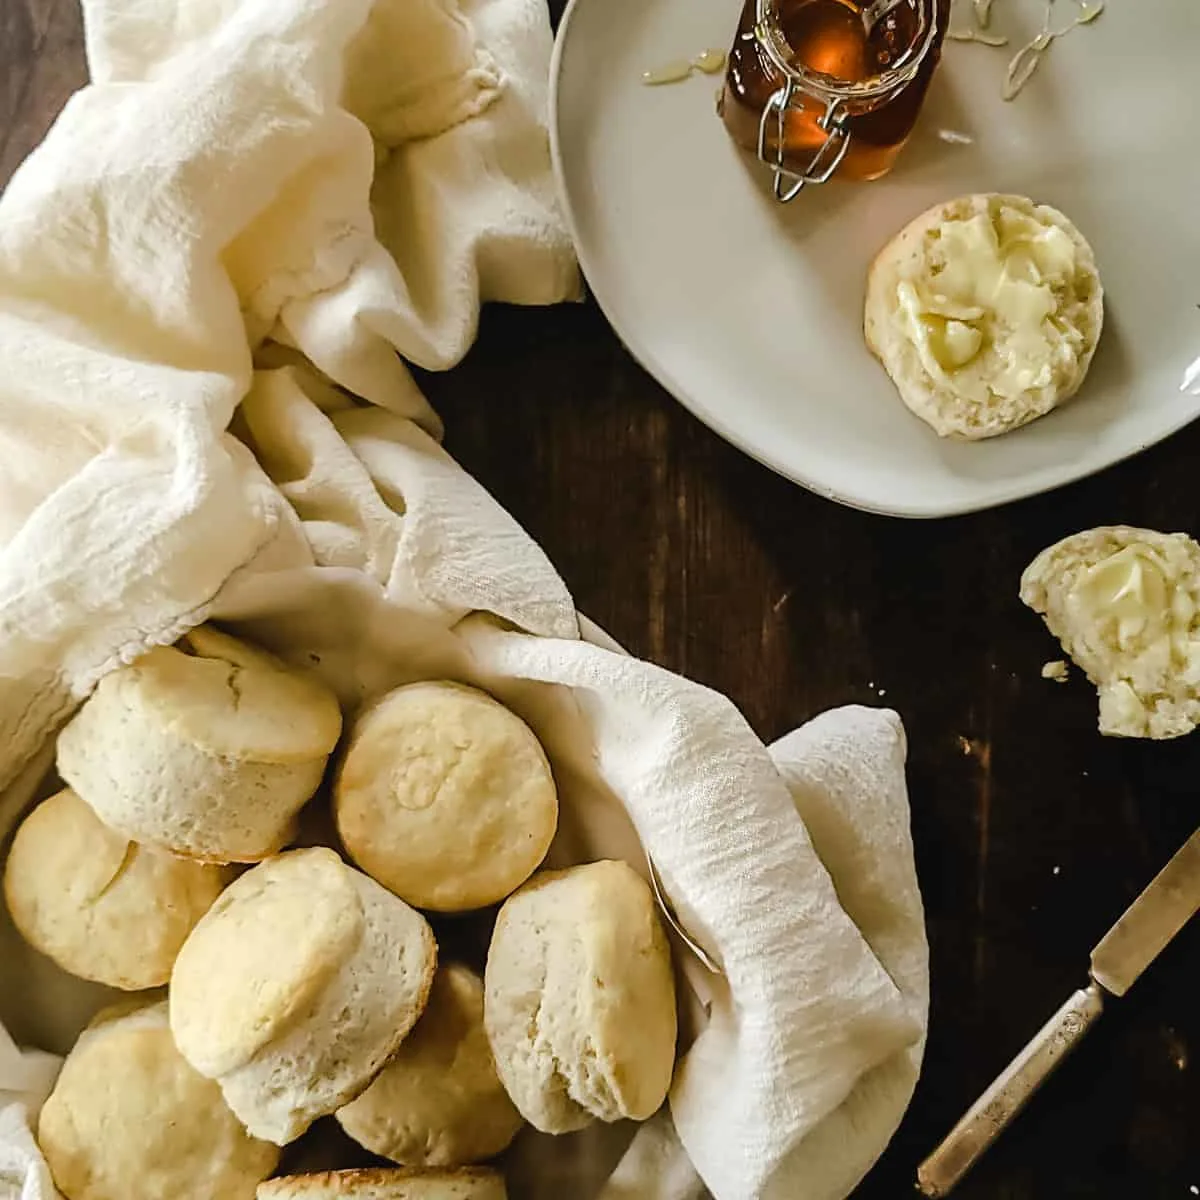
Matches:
[[1002, 0, 1104, 101], [719, 0, 950, 182], [643, 49, 728, 86]]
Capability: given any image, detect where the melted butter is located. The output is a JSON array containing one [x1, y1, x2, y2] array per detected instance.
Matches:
[[896, 202, 1080, 389], [642, 49, 726, 86], [1074, 546, 1170, 650], [1070, 546, 1200, 681], [1072, 543, 1200, 727]]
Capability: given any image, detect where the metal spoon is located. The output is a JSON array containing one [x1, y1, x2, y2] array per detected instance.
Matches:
[[646, 850, 723, 974]]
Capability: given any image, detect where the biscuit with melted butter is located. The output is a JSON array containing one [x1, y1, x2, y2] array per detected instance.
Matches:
[[1021, 526, 1200, 739], [865, 193, 1103, 439]]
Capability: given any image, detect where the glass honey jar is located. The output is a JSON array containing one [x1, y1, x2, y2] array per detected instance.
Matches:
[[718, 0, 951, 200]]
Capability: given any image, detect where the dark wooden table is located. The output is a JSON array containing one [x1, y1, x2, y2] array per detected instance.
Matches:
[[3, 1, 1197, 1196]]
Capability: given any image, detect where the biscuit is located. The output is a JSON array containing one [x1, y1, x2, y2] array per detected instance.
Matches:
[[1021, 526, 1200, 738], [37, 1000, 279, 1200], [335, 682, 557, 912], [56, 625, 342, 863], [338, 963, 523, 1167], [484, 860, 677, 1134], [865, 193, 1103, 439], [3, 788, 227, 989], [256, 1167, 506, 1199], [170, 847, 437, 1144]]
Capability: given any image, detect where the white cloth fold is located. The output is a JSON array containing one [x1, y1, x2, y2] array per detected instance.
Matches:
[[0, 0, 928, 1197], [0, 1031, 59, 1126], [0, 1106, 60, 1200], [0, 1028, 61, 1200]]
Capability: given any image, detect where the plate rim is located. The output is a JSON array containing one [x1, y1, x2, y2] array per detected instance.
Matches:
[[547, 0, 1200, 520]]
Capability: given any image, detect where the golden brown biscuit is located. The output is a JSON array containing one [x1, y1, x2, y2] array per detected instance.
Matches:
[[335, 682, 557, 912], [1021, 525, 1200, 738], [338, 963, 523, 1166], [256, 1167, 506, 1199], [57, 625, 342, 863], [484, 860, 677, 1134], [170, 848, 437, 1145], [4, 789, 227, 989], [37, 1000, 279, 1200], [865, 193, 1103, 439]]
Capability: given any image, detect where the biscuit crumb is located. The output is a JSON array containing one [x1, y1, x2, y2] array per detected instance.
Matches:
[[1041, 660, 1069, 683]]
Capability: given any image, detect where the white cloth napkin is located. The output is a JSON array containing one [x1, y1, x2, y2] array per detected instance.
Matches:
[[0, 0, 929, 1197], [0, 1106, 60, 1200], [0, 1027, 61, 1200]]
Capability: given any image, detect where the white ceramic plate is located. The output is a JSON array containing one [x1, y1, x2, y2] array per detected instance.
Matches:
[[550, 0, 1200, 517]]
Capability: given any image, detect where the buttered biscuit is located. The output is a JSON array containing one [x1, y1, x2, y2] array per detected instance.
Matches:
[[37, 1000, 279, 1200], [338, 963, 523, 1167], [4, 788, 227, 989], [484, 860, 677, 1135], [57, 625, 342, 863], [865, 193, 1103, 439], [1021, 526, 1200, 739], [335, 682, 557, 912], [257, 1168, 506, 1199], [170, 847, 437, 1145]]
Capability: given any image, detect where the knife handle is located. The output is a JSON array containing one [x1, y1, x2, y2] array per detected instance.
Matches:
[[916, 981, 1105, 1197]]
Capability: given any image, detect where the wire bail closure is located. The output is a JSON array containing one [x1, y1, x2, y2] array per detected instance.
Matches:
[[756, 79, 851, 202], [746, 0, 941, 203]]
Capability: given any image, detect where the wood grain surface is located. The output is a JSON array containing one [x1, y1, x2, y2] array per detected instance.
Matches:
[[1, 0, 1197, 1195]]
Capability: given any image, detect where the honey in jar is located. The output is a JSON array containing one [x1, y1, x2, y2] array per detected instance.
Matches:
[[719, 0, 950, 198]]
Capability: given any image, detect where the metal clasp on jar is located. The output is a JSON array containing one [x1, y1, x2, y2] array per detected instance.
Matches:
[[755, 79, 851, 202]]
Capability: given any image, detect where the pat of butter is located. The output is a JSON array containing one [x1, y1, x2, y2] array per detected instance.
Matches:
[[897, 283, 984, 375], [1070, 545, 1189, 658], [898, 204, 1080, 396], [941, 320, 983, 366]]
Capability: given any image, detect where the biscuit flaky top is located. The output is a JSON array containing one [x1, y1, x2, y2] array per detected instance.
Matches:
[[121, 626, 342, 764], [37, 1000, 279, 1200], [171, 847, 366, 1077], [3, 788, 227, 990], [335, 681, 557, 912]]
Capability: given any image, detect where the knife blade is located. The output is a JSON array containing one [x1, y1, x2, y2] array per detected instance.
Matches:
[[917, 827, 1200, 1198], [1090, 828, 1200, 996]]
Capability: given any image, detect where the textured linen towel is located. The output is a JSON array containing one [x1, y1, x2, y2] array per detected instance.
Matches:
[[0, 1, 928, 1197]]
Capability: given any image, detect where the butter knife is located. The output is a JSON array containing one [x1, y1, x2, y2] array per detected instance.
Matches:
[[917, 827, 1200, 1197]]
